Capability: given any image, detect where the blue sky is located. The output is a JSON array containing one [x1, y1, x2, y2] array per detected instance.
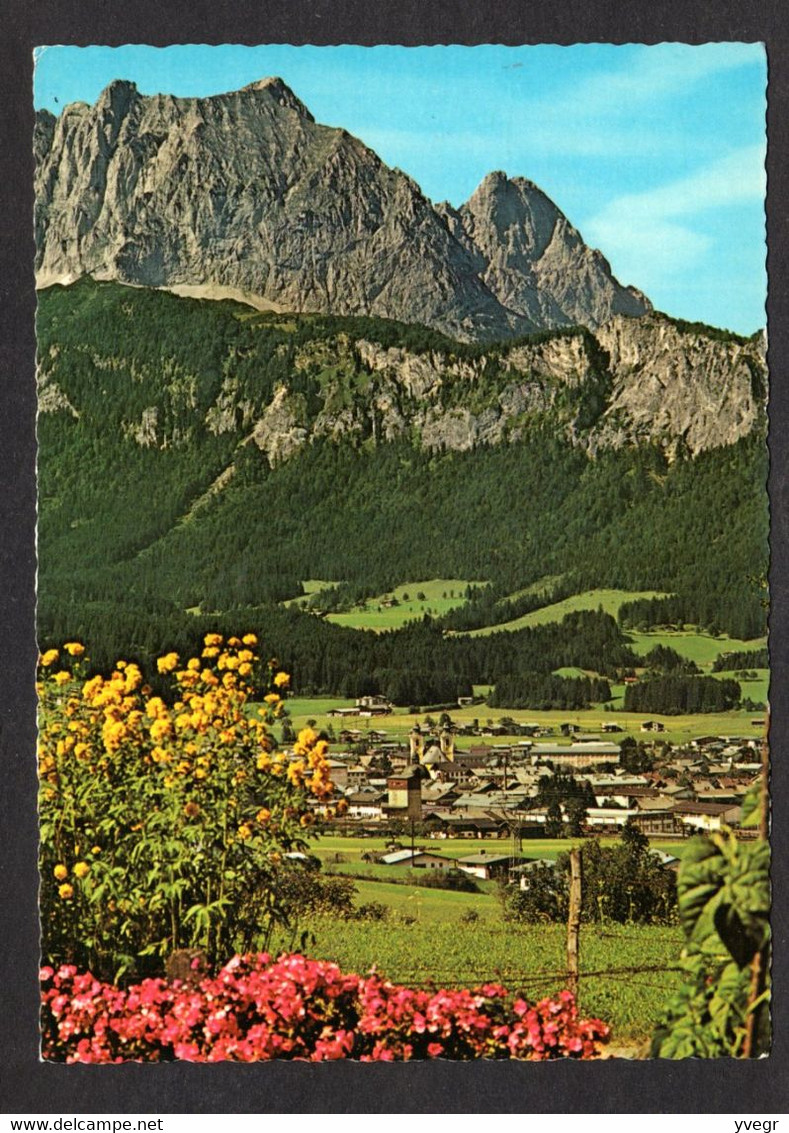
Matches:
[[34, 43, 767, 334]]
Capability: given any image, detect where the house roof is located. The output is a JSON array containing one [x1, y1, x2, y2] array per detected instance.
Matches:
[[457, 853, 513, 866], [534, 742, 620, 756], [672, 800, 742, 816], [381, 849, 454, 865]]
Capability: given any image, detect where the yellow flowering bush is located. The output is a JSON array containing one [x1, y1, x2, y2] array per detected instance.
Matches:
[[38, 635, 334, 982]]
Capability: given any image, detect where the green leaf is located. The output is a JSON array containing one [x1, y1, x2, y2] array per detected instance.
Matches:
[[708, 959, 749, 1032], [677, 836, 727, 944], [740, 783, 763, 829]]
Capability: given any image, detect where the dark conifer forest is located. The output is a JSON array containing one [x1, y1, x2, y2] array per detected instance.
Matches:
[[36, 280, 769, 703]]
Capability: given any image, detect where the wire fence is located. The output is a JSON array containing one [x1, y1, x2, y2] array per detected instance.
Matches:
[[352, 961, 685, 992]]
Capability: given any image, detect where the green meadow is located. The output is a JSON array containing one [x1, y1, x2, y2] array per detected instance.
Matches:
[[268, 906, 684, 1044], [626, 629, 767, 668], [325, 578, 483, 630], [268, 830, 693, 1043], [464, 588, 669, 636], [280, 695, 766, 748]]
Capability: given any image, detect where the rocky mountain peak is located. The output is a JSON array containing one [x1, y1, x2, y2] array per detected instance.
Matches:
[[237, 76, 315, 120], [95, 78, 141, 118], [463, 171, 561, 260], [35, 78, 651, 340], [457, 171, 651, 330]]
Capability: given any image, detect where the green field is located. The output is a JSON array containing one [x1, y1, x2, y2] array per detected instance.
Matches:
[[713, 668, 769, 705], [325, 579, 483, 630], [464, 589, 669, 636], [505, 574, 566, 602], [627, 630, 767, 669], [314, 834, 687, 870], [268, 910, 683, 1044], [315, 835, 687, 890], [271, 829, 690, 1044], [279, 695, 767, 748], [283, 579, 339, 609]]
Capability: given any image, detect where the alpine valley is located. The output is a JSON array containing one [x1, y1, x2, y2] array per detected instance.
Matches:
[[35, 79, 769, 709]]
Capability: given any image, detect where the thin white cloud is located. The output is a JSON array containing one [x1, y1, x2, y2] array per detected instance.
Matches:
[[347, 45, 765, 170], [583, 145, 766, 285], [547, 43, 763, 120], [588, 145, 766, 227]]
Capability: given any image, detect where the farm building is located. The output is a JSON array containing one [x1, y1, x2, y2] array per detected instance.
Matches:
[[531, 742, 620, 767], [456, 852, 514, 881], [380, 849, 456, 870]]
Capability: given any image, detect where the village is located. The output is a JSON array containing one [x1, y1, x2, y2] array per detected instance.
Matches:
[[293, 694, 765, 880]]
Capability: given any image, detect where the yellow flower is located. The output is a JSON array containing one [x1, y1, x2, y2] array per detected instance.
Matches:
[[123, 664, 142, 691], [194, 767, 208, 780], [300, 812, 315, 827], [238, 662, 252, 677], [237, 824, 252, 840], [242, 634, 258, 646], [58, 883, 74, 900], [73, 861, 90, 879], [156, 652, 179, 674], [146, 697, 168, 720], [287, 759, 306, 786], [64, 642, 85, 657], [228, 636, 241, 648], [203, 633, 223, 647], [91, 846, 101, 855], [82, 675, 103, 699], [256, 808, 271, 824], [263, 693, 280, 705], [273, 671, 290, 689], [256, 752, 272, 771], [202, 646, 220, 659], [53, 864, 68, 881], [187, 658, 201, 671], [53, 671, 71, 686], [150, 716, 172, 743], [40, 649, 59, 667]]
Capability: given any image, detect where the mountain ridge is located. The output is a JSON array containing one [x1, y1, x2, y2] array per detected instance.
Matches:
[[35, 77, 651, 341], [36, 278, 765, 463]]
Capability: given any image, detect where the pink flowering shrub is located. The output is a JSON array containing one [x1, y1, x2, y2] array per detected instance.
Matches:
[[41, 953, 609, 1063]]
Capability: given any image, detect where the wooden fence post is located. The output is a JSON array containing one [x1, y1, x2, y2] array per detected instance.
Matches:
[[567, 847, 582, 1002]]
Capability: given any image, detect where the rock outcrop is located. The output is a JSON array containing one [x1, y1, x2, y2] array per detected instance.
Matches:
[[35, 78, 650, 341], [37, 280, 764, 459]]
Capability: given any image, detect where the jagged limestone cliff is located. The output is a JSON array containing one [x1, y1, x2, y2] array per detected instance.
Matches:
[[34, 78, 649, 342], [37, 281, 765, 459]]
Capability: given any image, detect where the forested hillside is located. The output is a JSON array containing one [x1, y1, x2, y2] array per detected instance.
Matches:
[[36, 280, 768, 699]]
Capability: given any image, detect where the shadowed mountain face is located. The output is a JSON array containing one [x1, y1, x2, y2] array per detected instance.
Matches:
[[34, 77, 650, 341]]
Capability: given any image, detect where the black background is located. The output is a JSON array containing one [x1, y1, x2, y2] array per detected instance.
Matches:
[[1, 0, 787, 1114]]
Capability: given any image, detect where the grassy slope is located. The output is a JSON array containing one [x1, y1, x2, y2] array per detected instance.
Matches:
[[464, 589, 669, 637], [325, 579, 482, 631], [626, 630, 767, 666]]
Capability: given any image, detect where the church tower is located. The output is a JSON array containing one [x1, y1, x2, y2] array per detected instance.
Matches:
[[409, 724, 424, 765], [439, 726, 455, 762]]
